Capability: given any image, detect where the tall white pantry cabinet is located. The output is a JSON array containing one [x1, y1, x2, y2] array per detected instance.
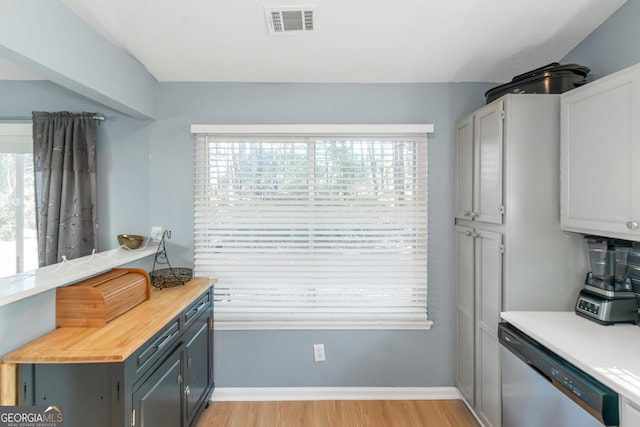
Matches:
[[453, 94, 587, 427]]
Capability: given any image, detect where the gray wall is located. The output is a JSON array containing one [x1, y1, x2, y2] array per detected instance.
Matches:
[[562, 0, 640, 78], [0, 78, 491, 386], [151, 82, 491, 386]]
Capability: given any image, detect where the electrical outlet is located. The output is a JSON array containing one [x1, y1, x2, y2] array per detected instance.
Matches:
[[313, 344, 326, 362], [150, 226, 163, 241]]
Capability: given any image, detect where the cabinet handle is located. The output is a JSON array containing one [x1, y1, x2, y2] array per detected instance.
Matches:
[[185, 385, 191, 396], [464, 210, 471, 217], [153, 334, 171, 351], [465, 231, 472, 237], [470, 212, 477, 219], [472, 232, 480, 239], [628, 221, 639, 230], [185, 301, 207, 322]]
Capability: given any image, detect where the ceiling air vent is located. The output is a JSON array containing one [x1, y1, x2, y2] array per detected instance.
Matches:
[[264, 6, 316, 35]]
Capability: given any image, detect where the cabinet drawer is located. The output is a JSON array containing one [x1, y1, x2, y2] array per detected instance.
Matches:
[[136, 318, 181, 372], [184, 291, 211, 326]]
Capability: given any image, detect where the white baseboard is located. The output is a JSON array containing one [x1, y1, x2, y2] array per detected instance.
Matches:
[[211, 387, 463, 402]]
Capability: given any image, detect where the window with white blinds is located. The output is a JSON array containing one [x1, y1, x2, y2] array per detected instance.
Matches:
[[192, 125, 433, 330]]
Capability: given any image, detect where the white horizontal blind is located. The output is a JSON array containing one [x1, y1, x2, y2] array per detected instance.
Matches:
[[194, 129, 430, 329]]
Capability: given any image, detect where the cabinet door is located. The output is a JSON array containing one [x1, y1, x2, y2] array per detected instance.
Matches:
[[473, 101, 504, 224], [561, 66, 640, 239], [184, 313, 213, 426], [454, 225, 475, 405], [475, 229, 503, 336], [622, 397, 640, 427], [133, 348, 183, 427], [477, 327, 501, 427], [455, 116, 474, 220], [474, 229, 503, 427], [31, 364, 113, 427]]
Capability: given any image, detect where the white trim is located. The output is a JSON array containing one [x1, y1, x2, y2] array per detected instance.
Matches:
[[210, 387, 462, 402], [213, 315, 434, 331], [190, 124, 434, 135], [460, 394, 487, 427], [0, 123, 32, 153], [0, 123, 31, 136]]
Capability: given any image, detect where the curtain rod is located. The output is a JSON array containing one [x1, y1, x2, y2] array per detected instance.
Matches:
[[0, 114, 105, 121]]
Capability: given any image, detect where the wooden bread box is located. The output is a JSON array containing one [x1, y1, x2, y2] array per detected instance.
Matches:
[[56, 268, 151, 327]]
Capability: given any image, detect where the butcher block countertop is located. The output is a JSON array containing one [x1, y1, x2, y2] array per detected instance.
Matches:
[[2, 277, 215, 364]]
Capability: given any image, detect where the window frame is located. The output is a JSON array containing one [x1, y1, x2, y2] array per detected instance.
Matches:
[[191, 124, 434, 330], [0, 123, 36, 277]]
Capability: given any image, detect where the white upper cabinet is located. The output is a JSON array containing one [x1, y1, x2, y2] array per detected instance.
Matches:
[[561, 64, 640, 240], [474, 102, 504, 224], [455, 116, 474, 220], [455, 101, 504, 224], [621, 397, 640, 427]]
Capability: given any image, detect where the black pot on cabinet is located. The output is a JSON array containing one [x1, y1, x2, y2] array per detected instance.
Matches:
[[484, 62, 591, 104]]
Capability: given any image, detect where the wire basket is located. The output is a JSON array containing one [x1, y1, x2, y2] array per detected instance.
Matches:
[[150, 230, 193, 289], [150, 267, 193, 289]]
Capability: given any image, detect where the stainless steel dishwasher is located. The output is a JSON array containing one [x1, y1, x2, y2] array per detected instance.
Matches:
[[498, 322, 619, 427]]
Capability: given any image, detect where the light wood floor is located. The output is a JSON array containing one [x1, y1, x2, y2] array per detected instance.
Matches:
[[195, 400, 480, 427]]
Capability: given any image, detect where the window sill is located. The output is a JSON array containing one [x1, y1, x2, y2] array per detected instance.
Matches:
[[213, 312, 434, 331], [0, 246, 156, 308]]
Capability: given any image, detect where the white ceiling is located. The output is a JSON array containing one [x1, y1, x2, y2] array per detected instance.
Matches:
[[3, 0, 629, 83]]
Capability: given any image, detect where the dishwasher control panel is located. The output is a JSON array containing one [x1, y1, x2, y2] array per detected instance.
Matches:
[[550, 367, 583, 398]]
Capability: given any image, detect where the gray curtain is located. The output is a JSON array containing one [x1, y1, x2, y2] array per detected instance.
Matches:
[[32, 112, 98, 267]]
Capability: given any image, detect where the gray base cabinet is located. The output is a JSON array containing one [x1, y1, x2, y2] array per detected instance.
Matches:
[[133, 350, 183, 427], [19, 286, 214, 427], [184, 316, 213, 425]]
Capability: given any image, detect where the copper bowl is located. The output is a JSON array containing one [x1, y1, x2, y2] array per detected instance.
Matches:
[[117, 234, 144, 249]]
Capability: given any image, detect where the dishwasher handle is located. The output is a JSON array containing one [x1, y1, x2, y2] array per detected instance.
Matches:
[[500, 326, 553, 382]]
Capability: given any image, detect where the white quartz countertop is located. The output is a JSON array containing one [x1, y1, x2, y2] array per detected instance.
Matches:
[[501, 311, 640, 406]]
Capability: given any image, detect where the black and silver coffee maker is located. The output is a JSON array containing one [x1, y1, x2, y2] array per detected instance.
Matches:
[[575, 236, 640, 324]]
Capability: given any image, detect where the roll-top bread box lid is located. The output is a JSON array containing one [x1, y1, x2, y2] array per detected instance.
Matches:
[[56, 268, 151, 327]]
